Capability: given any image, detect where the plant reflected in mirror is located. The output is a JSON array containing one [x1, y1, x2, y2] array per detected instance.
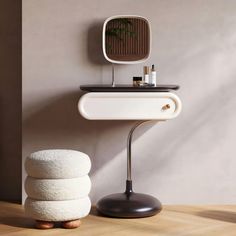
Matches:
[[103, 16, 150, 63]]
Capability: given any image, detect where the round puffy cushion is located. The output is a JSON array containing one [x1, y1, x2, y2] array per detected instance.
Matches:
[[25, 175, 91, 201], [25, 197, 91, 221], [25, 149, 91, 178]]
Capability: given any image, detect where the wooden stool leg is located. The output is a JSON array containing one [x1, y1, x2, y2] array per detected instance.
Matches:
[[35, 220, 54, 229], [61, 219, 81, 229]]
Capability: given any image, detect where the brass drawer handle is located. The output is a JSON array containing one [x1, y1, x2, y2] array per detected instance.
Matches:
[[162, 104, 170, 110]]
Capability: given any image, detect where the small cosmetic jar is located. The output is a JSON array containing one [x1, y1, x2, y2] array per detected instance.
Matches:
[[133, 77, 143, 86]]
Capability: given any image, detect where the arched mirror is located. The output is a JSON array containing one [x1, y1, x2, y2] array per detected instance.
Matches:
[[103, 15, 151, 64]]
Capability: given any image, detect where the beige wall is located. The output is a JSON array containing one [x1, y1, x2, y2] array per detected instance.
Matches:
[[23, 0, 236, 204]]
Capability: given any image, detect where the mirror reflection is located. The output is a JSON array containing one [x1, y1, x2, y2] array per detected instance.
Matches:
[[103, 16, 150, 63]]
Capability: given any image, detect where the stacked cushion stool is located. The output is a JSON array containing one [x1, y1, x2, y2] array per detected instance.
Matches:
[[24, 149, 91, 229]]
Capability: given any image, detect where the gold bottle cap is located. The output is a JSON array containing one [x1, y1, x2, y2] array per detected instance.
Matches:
[[144, 66, 149, 74]]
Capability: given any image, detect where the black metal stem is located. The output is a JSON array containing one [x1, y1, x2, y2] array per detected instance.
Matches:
[[126, 121, 149, 182]]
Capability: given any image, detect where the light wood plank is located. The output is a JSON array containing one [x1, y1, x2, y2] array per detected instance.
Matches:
[[0, 202, 236, 236]]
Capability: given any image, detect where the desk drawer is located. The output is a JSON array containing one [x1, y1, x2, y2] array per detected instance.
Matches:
[[78, 92, 181, 120]]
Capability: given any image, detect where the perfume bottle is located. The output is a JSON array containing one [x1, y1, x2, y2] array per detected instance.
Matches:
[[143, 66, 150, 83], [150, 64, 157, 86]]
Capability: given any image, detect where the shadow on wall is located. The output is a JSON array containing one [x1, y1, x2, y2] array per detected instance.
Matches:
[[23, 91, 122, 177], [22, 20, 155, 202], [136, 78, 236, 198], [87, 21, 109, 65], [23, 20, 155, 179], [22, 91, 154, 179]]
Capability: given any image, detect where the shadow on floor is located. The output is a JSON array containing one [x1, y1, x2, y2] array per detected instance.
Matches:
[[0, 216, 35, 229], [89, 206, 101, 217], [197, 210, 236, 224]]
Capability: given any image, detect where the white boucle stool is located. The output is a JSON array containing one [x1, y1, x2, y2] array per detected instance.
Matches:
[[24, 149, 91, 229]]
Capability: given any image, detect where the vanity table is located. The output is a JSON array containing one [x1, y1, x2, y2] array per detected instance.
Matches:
[[78, 85, 182, 218], [78, 15, 182, 218]]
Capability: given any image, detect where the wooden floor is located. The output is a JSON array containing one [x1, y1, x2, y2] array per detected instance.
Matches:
[[0, 202, 236, 236]]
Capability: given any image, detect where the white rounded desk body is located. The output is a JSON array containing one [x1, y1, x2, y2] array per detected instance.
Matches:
[[78, 92, 181, 121], [78, 91, 182, 218]]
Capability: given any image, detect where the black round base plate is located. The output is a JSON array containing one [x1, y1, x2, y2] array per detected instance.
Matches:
[[97, 192, 162, 218]]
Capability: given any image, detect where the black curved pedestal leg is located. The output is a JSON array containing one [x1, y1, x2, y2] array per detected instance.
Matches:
[[97, 121, 162, 218]]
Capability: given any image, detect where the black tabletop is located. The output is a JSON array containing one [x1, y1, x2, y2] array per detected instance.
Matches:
[[80, 84, 179, 92]]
